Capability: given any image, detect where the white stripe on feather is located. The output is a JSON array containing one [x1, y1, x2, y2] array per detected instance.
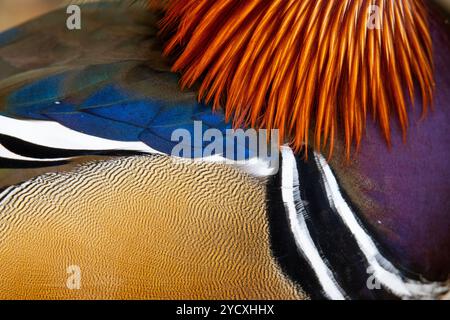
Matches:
[[281, 146, 346, 300], [314, 153, 448, 299], [0, 116, 276, 177], [0, 115, 158, 153]]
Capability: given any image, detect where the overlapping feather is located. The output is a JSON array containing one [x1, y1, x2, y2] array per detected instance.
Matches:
[[160, 0, 434, 158]]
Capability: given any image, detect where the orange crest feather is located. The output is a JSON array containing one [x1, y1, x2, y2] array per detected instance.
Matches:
[[160, 0, 434, 158]]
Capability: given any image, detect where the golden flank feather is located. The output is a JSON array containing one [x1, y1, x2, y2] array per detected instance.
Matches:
[[159, 0, 434, 158]]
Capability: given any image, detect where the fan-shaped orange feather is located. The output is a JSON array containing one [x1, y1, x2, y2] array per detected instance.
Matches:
[[159, 0, 434, 158]]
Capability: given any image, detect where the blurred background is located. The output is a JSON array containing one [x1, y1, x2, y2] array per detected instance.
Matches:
[[0, 0, 449, 32], [0, 0, 63, 31]]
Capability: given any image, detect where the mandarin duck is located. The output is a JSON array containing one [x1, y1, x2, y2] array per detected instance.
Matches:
[[0, 0, 448, 300]]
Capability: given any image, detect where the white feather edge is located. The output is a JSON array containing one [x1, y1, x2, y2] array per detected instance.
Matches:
[[314, 152, 449, 299], [0, 115, 276, 177], [280, 146, 346, 300]]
